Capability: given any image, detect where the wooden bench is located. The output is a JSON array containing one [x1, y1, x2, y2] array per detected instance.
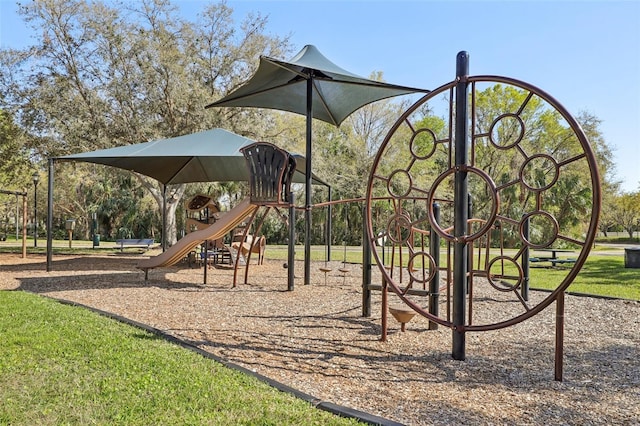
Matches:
[[115, 238, 155, 252]]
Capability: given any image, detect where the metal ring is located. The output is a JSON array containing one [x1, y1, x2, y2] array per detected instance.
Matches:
[[427, 165, 499, 243]]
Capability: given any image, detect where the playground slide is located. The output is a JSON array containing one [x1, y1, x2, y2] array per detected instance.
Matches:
[[137, 197, 257, 274]]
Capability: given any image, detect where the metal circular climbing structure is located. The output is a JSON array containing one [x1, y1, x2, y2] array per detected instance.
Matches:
[[365, 69, 601, 340]]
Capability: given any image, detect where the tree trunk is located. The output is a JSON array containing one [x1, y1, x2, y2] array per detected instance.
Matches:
[[136, 175, 185, 247], [164, 200, 180, 246]]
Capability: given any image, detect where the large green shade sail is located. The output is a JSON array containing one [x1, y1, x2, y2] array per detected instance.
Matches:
[[206, 45, 428, 126], [56, 128, 324, 186]]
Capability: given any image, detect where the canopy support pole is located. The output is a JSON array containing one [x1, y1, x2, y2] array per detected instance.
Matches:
[[46, 159, 55, 271], [15, 194, 19, 241], [162, 184, 167, 252], [21, 191, 26, 258], [304, 76, 313, 285]]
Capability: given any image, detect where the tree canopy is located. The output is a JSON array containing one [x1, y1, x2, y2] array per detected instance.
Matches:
[[0, 0, 627, 246], [0, 0, 290, 242]]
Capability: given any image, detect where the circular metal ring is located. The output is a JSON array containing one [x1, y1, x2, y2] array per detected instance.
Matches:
[[407, 251, 436, 285], [410, 128, 438, 160], [386, 212, 413, 244], [427, 165, 499, 243], [519, 210, 560, 249], [487, 256, 523, 292], [520, 153, 560, 192], [488, 113, 525, 150], [387, 169, 413, 198], [365, 74, 600, 332]]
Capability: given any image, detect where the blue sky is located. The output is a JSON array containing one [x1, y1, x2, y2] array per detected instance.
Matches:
[[2, 0, 639, 192]]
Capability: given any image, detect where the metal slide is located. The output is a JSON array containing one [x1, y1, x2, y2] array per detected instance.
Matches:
[[137, 197, 257, 275]]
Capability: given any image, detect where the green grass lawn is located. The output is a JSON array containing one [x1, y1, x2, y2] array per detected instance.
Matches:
[[0, 241, 636, 424], [533, 255, 640, 300], [0, 291, 362, 426], [266, 246, 640, 301]]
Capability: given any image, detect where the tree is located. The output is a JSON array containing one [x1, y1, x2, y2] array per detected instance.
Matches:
[[0, 0, 290, 244], [613, 192, 640, 238], [470, 84, 614, 244], [0, 109, 31, 188]]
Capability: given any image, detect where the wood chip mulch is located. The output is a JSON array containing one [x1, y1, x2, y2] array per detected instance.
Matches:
[[1, 253, 638, 425]]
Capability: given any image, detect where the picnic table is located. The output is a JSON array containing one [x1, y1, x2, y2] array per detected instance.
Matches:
[[530, 249, 576, 267]]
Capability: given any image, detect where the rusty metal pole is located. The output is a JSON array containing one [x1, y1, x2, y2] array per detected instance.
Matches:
[[327, 186, 332, 262], [452, 51, 470, 361], [362, 204, 372, 317], [381, 275, 388, 342], [288, 193, 296, 291], [14, 194, 19, 241], [467, 194, 473, 296], [429, 202, 440, 330], [555, 291, 565, 381], [522, 215, 530, 301]]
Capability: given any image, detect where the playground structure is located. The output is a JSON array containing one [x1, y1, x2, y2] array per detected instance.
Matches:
[[362, 52, 600, 381], [140, 53, 600, 380], [185, 194, 222, 233], [138, 142, 296, 288], [35, 49, 600, 383], [184, 193, 267, 267], [137, 197, 258, 280]]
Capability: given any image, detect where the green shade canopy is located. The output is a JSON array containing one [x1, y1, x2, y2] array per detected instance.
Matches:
[[206, 44, 429, 285], [56, 128, 325, 186], [205, 45, 428, 126]]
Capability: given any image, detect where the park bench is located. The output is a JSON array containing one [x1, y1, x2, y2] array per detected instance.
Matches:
[[115, 238, 156, 252]]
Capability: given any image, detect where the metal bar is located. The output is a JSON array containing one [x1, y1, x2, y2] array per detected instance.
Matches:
[[327, 186, 332, 261], [232, 207, 259, 287], [15, 194, 19, 241], [162, 184, 167, 252], [555, 291, 565, 381], [522, 215, 530, 301], [203, 240, 208, 285], [46, 159, 54, 270], [21, 191, 27, 259], [467, 195, 474, 325], [452, 51, 470, 361], [367, 284, 430, 297], [288, 193, 296, 291], [429, 202, 440, 330], [0, 189, 27, 196], [244, 206, 271, 284], [381, 275, 388, 342], [33, 176, 38, 248], [304, 76, 313, 285], [362, 204, 372, 317]]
